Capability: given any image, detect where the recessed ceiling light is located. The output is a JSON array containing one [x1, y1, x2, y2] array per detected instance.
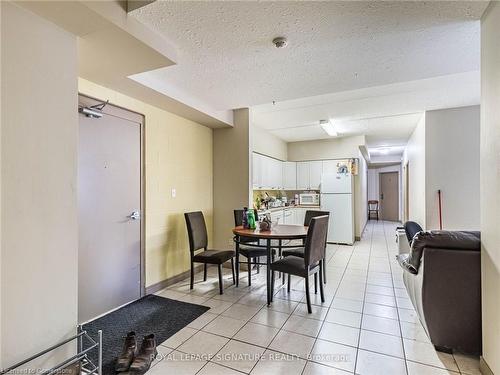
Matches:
[[272, 37, 288, 49], [320, 119, 338, 137]]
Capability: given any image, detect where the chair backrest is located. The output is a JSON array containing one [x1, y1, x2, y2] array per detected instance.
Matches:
[[184, 211, 208, 252], [304, 210, 330, 226], [304, 215, 329, 267], [368, 200, 379, 209], [404, 221, 423, 244], [233, 209, 259, 226]]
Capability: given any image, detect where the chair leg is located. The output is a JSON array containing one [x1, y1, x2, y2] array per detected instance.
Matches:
[[282, 270, 285, 285], [270, 270, 275, 303], [322, 259, 327, 284], [190, 261, 194, 289], [257, 256, 260, 273], [287, 274, 291, 293], [314, 273, 318, 294], [231, 258, 236, 285], [203, 264, 207, 282], [218, 264, 223, 295], [305, 276, 312, 314], [319, 268, 325, 303], [247, 258, 252, 286]]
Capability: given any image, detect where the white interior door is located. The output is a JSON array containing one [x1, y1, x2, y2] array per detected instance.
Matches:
[[78, 95, 143, 323]]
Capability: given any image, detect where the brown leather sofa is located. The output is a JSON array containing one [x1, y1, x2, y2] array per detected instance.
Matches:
[[397, 230, 481, 354]]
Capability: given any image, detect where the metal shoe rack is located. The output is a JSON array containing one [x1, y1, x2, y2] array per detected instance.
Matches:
[[0, 326, 102, 375]]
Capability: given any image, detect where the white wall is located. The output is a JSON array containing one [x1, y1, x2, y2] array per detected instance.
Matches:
[[1, 2, 78, 367], [425, 106, 480, 230], [251, 124, 287, 161], [403, 115, 426, 227], [368, 164, 403, 221], [480, 3, 500, 374]]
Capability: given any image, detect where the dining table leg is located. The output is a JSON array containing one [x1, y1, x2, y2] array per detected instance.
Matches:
[[235, 237, 240, 287], [266, 238, 272, 306]]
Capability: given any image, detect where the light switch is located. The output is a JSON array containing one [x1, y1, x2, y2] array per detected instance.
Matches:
[[171, 188, 176, 198]]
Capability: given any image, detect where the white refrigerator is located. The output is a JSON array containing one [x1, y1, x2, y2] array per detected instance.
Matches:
[[320, 173, 355, 245]]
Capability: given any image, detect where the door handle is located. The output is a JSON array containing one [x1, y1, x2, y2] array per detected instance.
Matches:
[[128, 211, 140, 220], [380, 193, 384, 200]]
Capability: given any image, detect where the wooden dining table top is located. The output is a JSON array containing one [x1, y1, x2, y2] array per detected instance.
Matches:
[[232, 224, 308, 239]]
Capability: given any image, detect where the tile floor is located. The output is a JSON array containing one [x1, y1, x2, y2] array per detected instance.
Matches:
[[150, 221, 481, 375]]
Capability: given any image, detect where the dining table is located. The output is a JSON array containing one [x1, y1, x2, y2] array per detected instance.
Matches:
[[232, 224, 309, 305]]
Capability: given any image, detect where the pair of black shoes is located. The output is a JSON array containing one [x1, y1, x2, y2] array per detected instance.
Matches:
[[115, 332, 157, 373]]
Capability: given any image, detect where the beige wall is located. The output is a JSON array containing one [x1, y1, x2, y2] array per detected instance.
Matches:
[[403, 115, 426, 228], [287, 135, 366, 161], [480, 3, 500, 374], [251, 124, 287, 161], [1, 2, 78, 367], [213, 109, 251, 249], [425, 106, 480, 230], [79, 78, 213, 288]]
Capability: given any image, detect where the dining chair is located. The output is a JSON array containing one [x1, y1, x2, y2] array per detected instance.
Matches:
[[368, 200, 379, 221], [233, 209, 275, 286], [270, 215, 328, 313], [281, 210, 330, 287], [185, 211, 235, 294]]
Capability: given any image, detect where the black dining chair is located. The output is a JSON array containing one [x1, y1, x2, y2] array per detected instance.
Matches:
[[233, 209, 275, 286], [270, 215, 329, 313], [185, 211, 235, 294], [282, 210, 330, 288]]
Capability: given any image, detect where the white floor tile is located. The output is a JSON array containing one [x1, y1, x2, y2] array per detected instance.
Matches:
[[361, 315, 401, 336], [202, 314, 247, 337], [148, 350, 206, 375], [221, 303, 262, 321], [251, 349, 306, 375], [251, 308, 290, 328], [406, 361, 460, 375], [318, 321, 360, 347], [331, 297, 364, 313], [234, 321, 279, 347], [355, 350, 406, 375], [303, 361, 352, 374], [282, 315, 323, 337], [197, 362, 244, 375], [359, 330, 404, 358], [293, 303, 329, 320], [453, 353, 481, 375], [213, 340, 265, 373], [403, 339, 459, 371], [161, 327, 198, 349], [269, 330, 316, 359], [187, 312, 218, 329], [202, 298, 234, 314], [325, 308, 362, 328], [310, 339, 357, 373], [363, 302, 399, 320], [177, 331, 229, 358]]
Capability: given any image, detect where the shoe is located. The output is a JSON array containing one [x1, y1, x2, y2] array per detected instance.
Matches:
[[129, 334, 157, 373], [115, 331, 138, 372]]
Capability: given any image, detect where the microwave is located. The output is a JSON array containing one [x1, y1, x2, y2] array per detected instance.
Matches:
[[299, 193, 320, 206]]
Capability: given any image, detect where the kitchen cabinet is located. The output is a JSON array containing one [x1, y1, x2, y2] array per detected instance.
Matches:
[[322, 160, 337, 174], [297, 162, 310, 190], [309, 161, 323, 189], [252, 153, 283, 190], [282, 162, 297, 190], [283, 208, 293, 224], [252, 153, 263, 189], [296, 161, 323, 190]]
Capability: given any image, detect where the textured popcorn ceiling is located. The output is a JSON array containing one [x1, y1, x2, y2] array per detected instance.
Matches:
[[132, 1, 487, 111]]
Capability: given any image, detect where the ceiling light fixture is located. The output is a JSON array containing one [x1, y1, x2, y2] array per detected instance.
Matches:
[[320, 119, 338, 137], [272, 37, 288, 49]]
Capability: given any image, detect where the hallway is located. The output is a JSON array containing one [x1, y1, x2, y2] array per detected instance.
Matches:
[[152, 221, 480, 375]]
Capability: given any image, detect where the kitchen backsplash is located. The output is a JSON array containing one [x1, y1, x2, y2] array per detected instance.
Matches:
[[252, 189, 320, 210]]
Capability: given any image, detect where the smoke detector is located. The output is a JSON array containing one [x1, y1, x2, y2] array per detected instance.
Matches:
[[272, 37, 288, 49]]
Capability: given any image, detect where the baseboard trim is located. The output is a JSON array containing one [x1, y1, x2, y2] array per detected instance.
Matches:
[[146, 265, 204, 295], [480, 356, 495, 375]]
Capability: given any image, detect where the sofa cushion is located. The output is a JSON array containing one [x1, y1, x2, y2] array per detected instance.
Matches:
[[404, 221, 423, 244], [406, 230, 481, 272]]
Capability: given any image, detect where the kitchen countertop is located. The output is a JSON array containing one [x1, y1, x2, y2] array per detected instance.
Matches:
[[258, 205, 321, 213]]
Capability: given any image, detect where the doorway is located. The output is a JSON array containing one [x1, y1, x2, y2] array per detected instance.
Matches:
[[78, 94, 145, 323], [379, 171, 399, 221]]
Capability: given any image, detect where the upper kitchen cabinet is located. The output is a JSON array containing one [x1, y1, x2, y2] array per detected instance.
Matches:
[[322, 160, 337, 174], [252, 152, 283, 190], [252, 152, 263, 189], [309, 161, 323, 189], [297, 161, 323, 190], [297, 162, 310, 190], [282, 162, 297, 190]]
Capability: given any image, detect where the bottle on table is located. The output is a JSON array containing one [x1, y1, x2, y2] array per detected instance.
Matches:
[[242, 207, 249, 229]]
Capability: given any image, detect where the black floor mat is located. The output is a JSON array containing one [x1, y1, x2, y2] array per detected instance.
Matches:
[[82, 294, 210, 374]]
